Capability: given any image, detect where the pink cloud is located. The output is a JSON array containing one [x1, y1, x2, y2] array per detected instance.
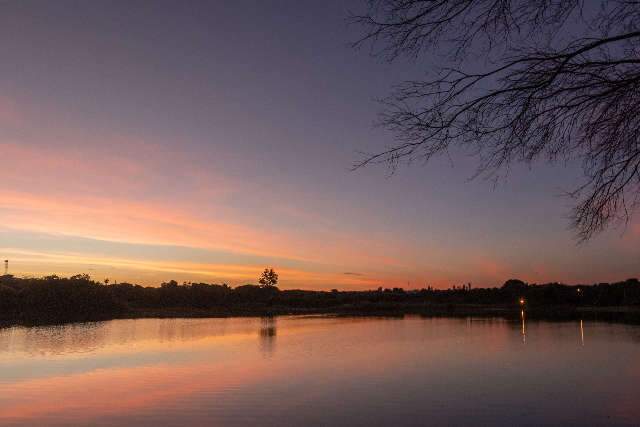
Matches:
[[0, 138, 415, 283]]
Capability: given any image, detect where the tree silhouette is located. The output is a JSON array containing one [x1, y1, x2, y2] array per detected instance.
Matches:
[[351, 0, 640, 240], [1, 273, 639, 323], [258, 268, 279, 288]]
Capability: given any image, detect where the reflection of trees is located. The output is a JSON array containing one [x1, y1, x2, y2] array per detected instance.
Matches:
[[0, 318, 246, 357], [259, 316, 277, 358], [0, 322, 106, 357]]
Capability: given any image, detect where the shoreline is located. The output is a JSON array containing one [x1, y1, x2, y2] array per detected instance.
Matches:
[[4, 304, 640, 327]]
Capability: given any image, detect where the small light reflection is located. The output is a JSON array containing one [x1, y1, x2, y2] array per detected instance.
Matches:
[[580, 319, 584, 346], [521, 310, 526, 344]]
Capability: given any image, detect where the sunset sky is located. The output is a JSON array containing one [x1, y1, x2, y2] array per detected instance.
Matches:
[[1, 0, 638, 289]]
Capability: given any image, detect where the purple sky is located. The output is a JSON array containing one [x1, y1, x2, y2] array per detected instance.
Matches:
[[0, 0, 638, 289]]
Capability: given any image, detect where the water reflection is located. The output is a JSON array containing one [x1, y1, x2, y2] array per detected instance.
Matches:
[[259, 316, 277, 358], [1, 316, 640, 427]]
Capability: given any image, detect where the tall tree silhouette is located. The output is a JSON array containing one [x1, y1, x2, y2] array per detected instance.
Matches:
[[351, 0, 640, 240], [259, 268, 279, 288]]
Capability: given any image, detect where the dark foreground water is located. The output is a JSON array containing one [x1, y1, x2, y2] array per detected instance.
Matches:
[[1, 315, 639, 426]]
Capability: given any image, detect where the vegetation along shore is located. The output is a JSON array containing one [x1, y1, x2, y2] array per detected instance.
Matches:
[[1, 272, 639, 325]]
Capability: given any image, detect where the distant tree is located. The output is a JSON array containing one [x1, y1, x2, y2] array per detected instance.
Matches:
[[502, 279, 528, 293], [258, 268, 279, 288], [161, 280, 179, 288], [351, 0, 640, 240]]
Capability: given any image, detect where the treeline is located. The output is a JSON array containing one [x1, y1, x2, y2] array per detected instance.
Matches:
[[0, 275, 639, 324]]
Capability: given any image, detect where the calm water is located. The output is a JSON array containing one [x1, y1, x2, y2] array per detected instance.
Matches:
[[1, 315, 639, 426]]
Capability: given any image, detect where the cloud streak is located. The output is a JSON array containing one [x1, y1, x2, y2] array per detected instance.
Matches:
[[1, 90, 638, 289]]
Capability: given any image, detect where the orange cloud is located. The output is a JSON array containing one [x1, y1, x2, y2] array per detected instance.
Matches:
[[0, 136, 420, 288], [2, 247, 380, 288], [0, 139, 405, 263]]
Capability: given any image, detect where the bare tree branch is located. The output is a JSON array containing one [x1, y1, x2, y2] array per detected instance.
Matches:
[[352, 0, 640, 240]]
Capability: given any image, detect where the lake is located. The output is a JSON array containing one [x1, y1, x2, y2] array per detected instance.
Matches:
[[1, 315, 639, 426]]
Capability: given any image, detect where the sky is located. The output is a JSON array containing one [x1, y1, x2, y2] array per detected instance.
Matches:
[[0, 0, 638, 290]]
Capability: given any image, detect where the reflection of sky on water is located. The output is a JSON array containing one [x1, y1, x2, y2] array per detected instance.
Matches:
[[1, 316, 639, 426]]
